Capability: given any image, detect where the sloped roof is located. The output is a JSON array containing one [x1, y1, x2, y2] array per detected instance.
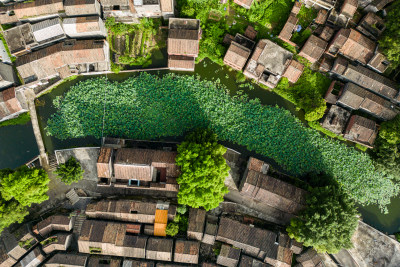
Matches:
[[278, 14, 298, 42], [299, 35, 327, 63], [146, 238, 173, 252], [168, 55, 195, 71], [338, 29, 376, 64], [224, 42, 251, 71], [257, 39, 293, 76], [341, 0, 358, 17], [114, 148, 177, 165], [188, 208, 206, 234], [63, 16, 102, 33], [32, 18, 65, 43], [315, 9, 328, 24], [46, 253, 88, 266], [283, 60, 304, 83], [368, 52, 390, 73], [3, 24, 36, 54], [344, 115, 378, 145]]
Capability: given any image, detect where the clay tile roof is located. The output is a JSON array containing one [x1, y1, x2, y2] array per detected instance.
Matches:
[[168, 29, 199, 56], [175, 240, 200, 255], [160, 0, 173, 12], [98, 147, 112, 163], [146, 238, 173, 252], [315, 9, 328, 24], [339, 29, 376, 64], [188, 208, 206, 233], [344, 115, 378, 145], [233, 0, 254, 9], [114, 148, 177, 165], [244, 25, 257, 40], [299, 35, 327, 64], [168, 55, 195, 71], [368, 52, 390, 73], [319, 26, 335, 41], [46, 253, 87, 266], [223, 42, 251, 71], [341, 0, 358, 17], [283, 60, 304, 83], [278, 14, 298, 42]]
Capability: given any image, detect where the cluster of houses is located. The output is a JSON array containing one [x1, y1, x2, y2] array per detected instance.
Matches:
[[275, 0, 397, 148], [0, 198, 322, 267]]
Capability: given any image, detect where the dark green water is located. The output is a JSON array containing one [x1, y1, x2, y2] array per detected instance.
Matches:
[[0, 58, 399, 234]]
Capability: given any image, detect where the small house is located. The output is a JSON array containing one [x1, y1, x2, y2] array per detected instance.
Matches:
[[326, 28, 376, 65], [0, 0, 64, 24], [319, 26, 335, 42], [331, 60, 399, 101], [100, 0, 137, 23], [86, 256, 122, 267], [337, 83, 397, 121], [0, 87, 25, 122], [224, 41, 252, 71], [202, 215, 218, 245], [244, 39, 293, 88], [33, 215, 75, 237], [278, 14, 298, 46], [44, 253, 88, 267], [290, 239, 303, 255], [41, 233, 73, 254], [238, 255, 270, 267], [340, 0, 358, 18], [315, 9, 328, 24], [64, 0, 102, 16], [344, 115, 378, 147], [146, 238, 174, 262], [154, 202, 170, 237], [239, 157, 307, 215], [321, 105, 351, 135], [96, 147, 113, 185], [122, 259, 155, 267], [62, 16, 107, 38], [217, 244, 241, 267], [264, 233, 294, 267], [0, 225, 37, 263], [0, 63, 16, 89], [187, 208, 206, 241], [357, 12, 385, 39], [296, 249, 323, 267], [3, 24, 37, 56], [168, 55, 195, 72], [367, 52, 390, 74], [216, 217, 277, 258], [167, 18, 201, 71], [174, 240, 200, 264], [78, 220, 147, 258], [233, 0, 254, 9], [244, 26, 257, 40], [282, 60, 304, 84], [31, 18, 66, 45], [299, 35, 327, 64]]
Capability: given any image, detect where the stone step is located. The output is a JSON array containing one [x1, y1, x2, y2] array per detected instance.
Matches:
[[66, 189, 80, 205]]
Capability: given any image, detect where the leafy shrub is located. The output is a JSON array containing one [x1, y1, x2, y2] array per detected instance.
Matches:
[[166, 222, 179, 236], [55, 157, 84, 185], [46, 73, 398, 210], [176, 205, 187, 215], [379, 1, 400, 69]]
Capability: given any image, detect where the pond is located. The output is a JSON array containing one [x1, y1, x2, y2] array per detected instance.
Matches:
[[0, 58, 399, 234]]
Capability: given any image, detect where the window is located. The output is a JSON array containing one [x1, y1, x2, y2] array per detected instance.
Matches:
[[99, 259, 110, 264], [128, 179, 140, 186], [89, 247, 102, 254], [130, 210, 138, 214], [113, 5, 120, 10]]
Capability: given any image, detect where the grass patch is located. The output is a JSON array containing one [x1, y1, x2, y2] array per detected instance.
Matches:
[[0, 112, 30, 127]]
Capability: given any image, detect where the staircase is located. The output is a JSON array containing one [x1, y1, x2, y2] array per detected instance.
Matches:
[[72, 211, 86, 235], [48, 153, 58, 171], [66, 189, 80, 205]]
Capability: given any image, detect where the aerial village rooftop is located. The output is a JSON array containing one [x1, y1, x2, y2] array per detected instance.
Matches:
[[1, 0, 400, 266]]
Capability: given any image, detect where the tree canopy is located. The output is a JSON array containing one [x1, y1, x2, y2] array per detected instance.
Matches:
[[379, 1, 400, 68], [176, 129, 230, 210], [0, 199, 29, 233], [372, 115, 400, 180], [287, 186, 359, 254], [0, 166, 50, 207], [55, 156, 84, 185]]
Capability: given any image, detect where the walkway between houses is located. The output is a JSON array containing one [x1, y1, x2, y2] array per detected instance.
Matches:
[[25, 88, 49, 171]]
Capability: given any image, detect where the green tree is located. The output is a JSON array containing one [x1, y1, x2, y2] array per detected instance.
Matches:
[[176, 205, 187, 215], [0, 166, 50, 206], [166, 222, 179, 236], [0, 199, 29, 232], [379, 1, 400, 68], [176, 129, 230, 211], [372, 115, 400, 180], [55, 157, 84, 185], [287, 186, 359, 254]]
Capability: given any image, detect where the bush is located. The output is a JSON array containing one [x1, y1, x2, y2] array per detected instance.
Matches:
[[54, 157, 84, 185], [287, 186, 359, 254], [177, 205, 188, 215], [166, 222, 179, 236], [46, 73, 399, 210], [379, 1, 400, 68]]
